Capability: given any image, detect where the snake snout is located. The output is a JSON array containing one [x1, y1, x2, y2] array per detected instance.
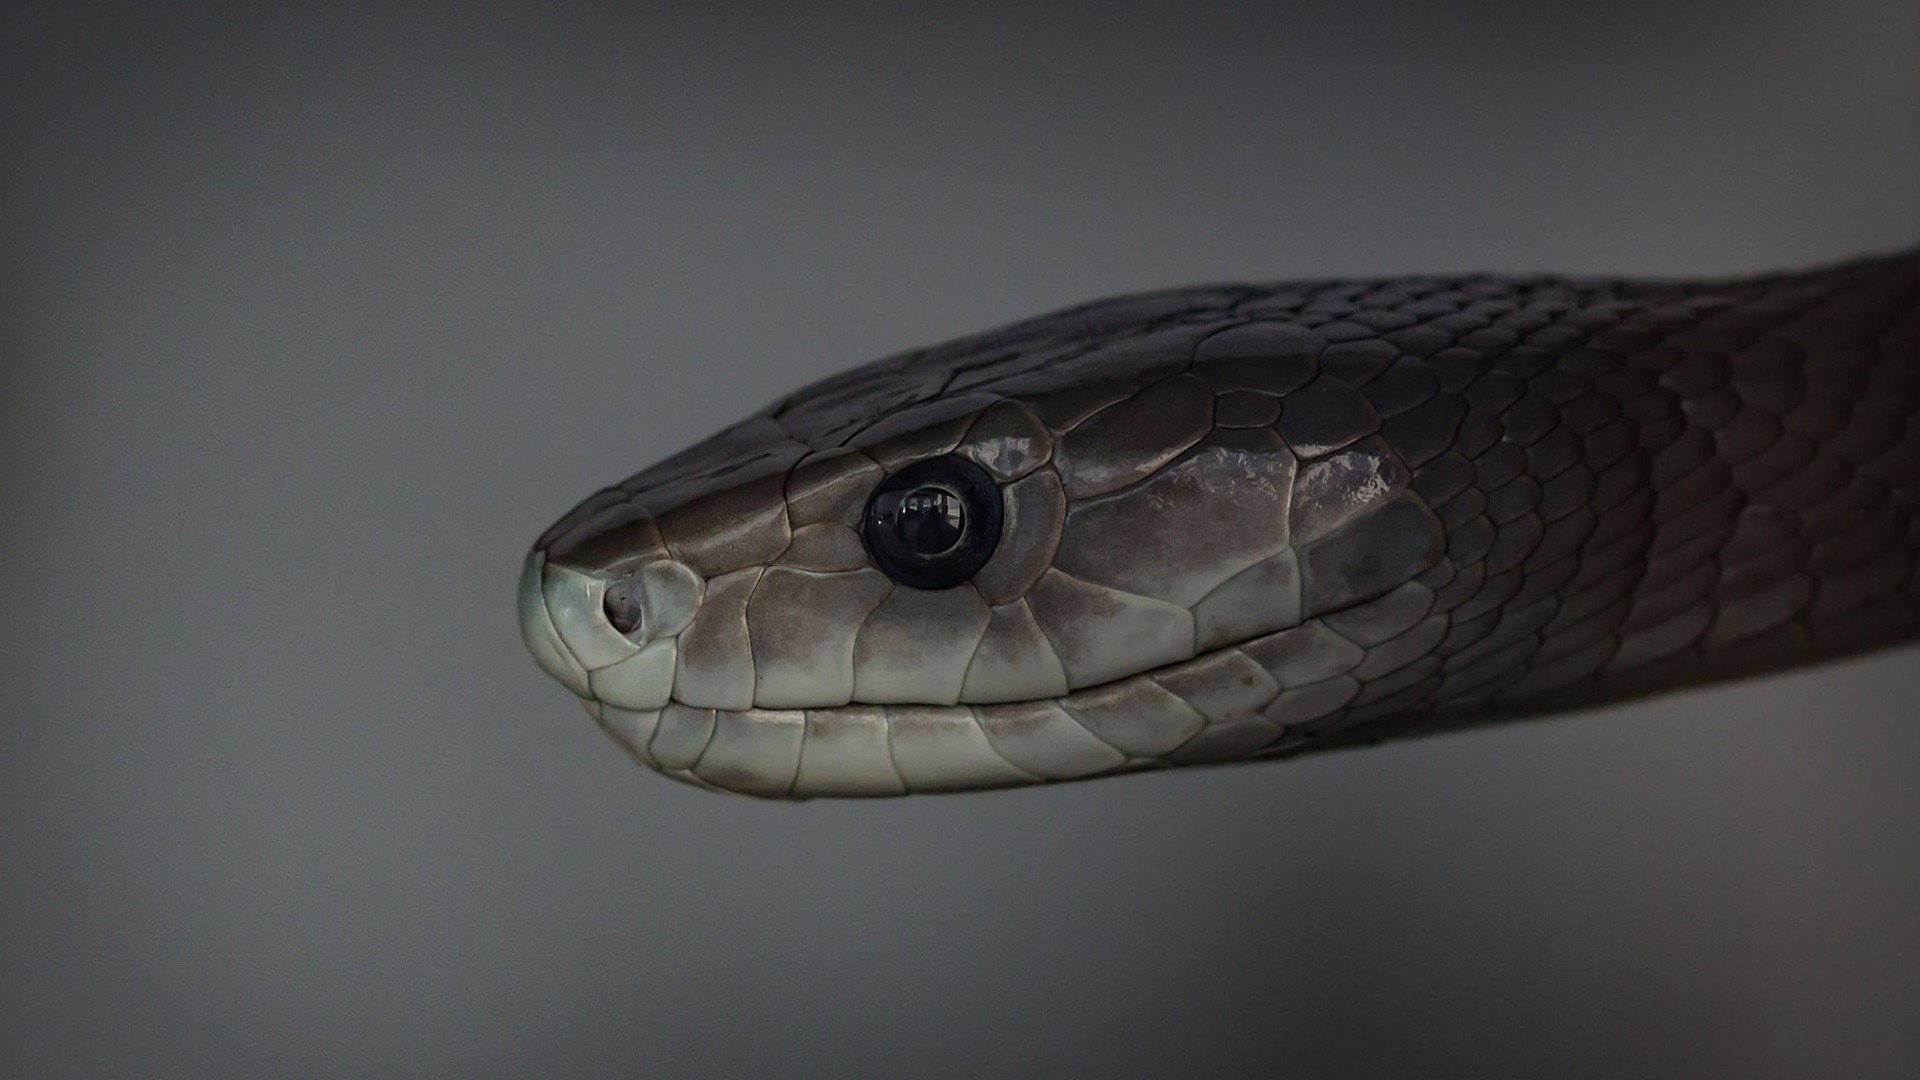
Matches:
[[519, 549, 706, 713], [518, 551, 591, 696]]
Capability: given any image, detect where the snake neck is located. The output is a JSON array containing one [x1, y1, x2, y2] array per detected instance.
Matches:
[[1572, 252, 1920, 702], [1316, 251, 1919, 749]]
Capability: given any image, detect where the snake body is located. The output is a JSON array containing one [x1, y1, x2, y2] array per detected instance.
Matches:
[[520, 252, 1919, 797]]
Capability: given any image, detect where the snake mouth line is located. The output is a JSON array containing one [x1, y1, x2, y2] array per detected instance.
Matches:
[[558, 573, 1414, 799], [649, 598, 1360, 716]]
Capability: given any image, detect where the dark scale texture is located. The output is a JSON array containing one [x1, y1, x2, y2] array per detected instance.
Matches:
[[1297, 252, 1920, 754]]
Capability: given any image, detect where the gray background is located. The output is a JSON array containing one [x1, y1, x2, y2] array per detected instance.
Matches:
[[4, 2, 1917, 1077]]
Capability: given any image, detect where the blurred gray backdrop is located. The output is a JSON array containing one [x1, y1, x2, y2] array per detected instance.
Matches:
[[4, 2, 1917, 1077]]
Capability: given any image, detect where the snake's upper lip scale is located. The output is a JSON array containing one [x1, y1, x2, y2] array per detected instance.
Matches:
[[520, 540, 1398, 718]]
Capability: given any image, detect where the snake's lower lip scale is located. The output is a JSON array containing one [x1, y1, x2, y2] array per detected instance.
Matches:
[[521, 251, 1920, 799]]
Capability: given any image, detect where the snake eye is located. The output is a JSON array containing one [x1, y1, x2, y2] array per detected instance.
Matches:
[[862, 454, 1003, 589]]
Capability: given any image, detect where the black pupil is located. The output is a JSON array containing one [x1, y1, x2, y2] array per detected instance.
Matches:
[[893, 487, 964, 555], [861, 454, 1002, 590]]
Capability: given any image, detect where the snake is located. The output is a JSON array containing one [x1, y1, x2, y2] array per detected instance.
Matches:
[[518, 251, 1919, 798]]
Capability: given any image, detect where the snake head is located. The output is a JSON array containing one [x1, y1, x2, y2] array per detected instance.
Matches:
[[522, 290, 1463, 797], [524, 257, 1920, 798]]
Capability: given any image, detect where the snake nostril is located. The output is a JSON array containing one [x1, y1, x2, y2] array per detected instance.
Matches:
[[602, 577, 646, 635]]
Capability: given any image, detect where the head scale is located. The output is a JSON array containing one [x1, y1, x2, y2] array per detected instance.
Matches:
[[521, 286, 1447, 797]]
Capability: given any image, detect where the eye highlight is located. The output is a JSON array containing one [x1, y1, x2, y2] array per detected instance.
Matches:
[[862, 454, 1003, 589]]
